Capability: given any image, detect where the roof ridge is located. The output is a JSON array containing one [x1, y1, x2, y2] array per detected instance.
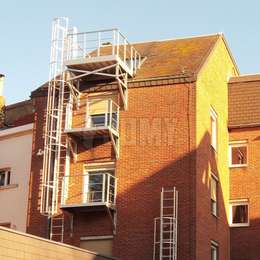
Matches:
[[131, 32, 223, 45]]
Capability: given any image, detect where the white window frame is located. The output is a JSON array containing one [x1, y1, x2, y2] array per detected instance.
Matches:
[[211, 240, 218, 260], [229, 199, 249, 227], [211, 173, 218, 217], [229, 141, 248, 168], [83, 163, 115, 204], [0, 168, 11, 187], [210, 107, 217, 151]]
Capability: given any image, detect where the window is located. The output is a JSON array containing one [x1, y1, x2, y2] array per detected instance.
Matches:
[[80, 236, 113, 256], [211, 241, 218, 260], [230, 200, 249, 227], [87, 97, 118, 130], [0, 169, 11, 187], [229, 141, 248, 167], [83, 162, 116, 205], [211, 173, 218, 216], [210, 108, 217, 150]]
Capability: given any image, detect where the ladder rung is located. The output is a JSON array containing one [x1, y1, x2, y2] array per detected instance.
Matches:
[[51, 225, 63, 228]]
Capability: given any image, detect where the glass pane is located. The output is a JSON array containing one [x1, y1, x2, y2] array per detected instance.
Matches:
[[0, 173, 5, 186], [232, 146, 247, 165], [90, 114, 106, 127], [108, 113, 118, 129], [7, 171, 10, 185], [88, 174, 104, 202], [232, 204, 248, 224], [211, 200, 217, 215], [211, 178, 217, 201], [211, 116, 217, 149]]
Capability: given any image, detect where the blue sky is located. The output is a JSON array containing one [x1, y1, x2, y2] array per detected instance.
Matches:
[[0, 0, 259, 104]]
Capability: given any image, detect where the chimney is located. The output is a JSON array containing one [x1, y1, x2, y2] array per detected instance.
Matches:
[[0, 74, 5, 107]]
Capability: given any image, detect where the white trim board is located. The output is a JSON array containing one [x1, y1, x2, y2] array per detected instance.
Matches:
[[0, 123, 33, 137]]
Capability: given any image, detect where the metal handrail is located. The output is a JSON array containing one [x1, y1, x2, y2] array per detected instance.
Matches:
[[66, 29, 141, 74], [65, 98, 119, 132], [61, 172, 117, 207]]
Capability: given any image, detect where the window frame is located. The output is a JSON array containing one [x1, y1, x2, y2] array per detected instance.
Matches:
[[229, 200, 249, 227], [211, 173, 218, 217], [210, 107, 218, 151], [211, 240, 219, 260], [83, 163, 115, 204], [229, 141, 248, 168], [0, 168, 11, 187]]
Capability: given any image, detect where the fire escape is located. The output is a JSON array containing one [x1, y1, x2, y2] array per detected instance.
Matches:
[[40, 17, 142, 242]]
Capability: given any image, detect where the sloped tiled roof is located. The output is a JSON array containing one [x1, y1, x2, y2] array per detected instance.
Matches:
[[32, 34, 221, 96], [228, 74, 260, 128], [132, 34, 220, 80], [1, 100, 34, 128]]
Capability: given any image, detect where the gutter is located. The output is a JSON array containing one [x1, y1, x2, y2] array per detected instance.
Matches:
[[0, 123, 33, 137]]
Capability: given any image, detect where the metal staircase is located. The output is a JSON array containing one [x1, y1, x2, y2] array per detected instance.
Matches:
[[153, 187, 178, 260]]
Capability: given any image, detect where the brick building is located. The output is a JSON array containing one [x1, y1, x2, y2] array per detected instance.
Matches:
[[1, 20, 259, 260], [0, 99, 34, 231], [25, 19, 240, 260], [228, 74, 260, 260]]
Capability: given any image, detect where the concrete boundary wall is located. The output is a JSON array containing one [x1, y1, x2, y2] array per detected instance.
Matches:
[[0, 227, 119, 260]]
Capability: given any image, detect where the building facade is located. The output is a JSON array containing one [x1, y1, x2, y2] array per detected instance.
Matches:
[[0, 100, 34, 232], [1, 26, 259, 259], [228, 75, 260, 260], [25, 28, 240, 260]]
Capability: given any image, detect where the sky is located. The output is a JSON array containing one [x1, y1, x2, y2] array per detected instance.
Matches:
[[0, 0, 259, 105]]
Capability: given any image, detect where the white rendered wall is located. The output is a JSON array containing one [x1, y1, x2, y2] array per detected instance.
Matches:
[[0, 124, 33, 232]]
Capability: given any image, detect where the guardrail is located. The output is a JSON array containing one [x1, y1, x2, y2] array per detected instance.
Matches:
[[66, 29, 142, 74], [61, 172, 117, 207], [65, 98, 119, 133]]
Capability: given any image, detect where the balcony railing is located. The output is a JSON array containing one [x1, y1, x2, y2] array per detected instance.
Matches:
[[65, 98, 119, 134], [61, 172, 117, 209], [66, 29, 142, 75]]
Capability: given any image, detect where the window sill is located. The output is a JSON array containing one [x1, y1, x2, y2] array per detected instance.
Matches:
[[230, 223, 249, 228], [229, 164, 248, 168], [0, 184, 18, 191], [212, 212, 218, 219], [211, 144, 217, 150]]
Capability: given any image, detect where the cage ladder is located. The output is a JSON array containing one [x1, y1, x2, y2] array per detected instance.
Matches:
[[40, 17, 69, 217], [153, 187, 178, 260]]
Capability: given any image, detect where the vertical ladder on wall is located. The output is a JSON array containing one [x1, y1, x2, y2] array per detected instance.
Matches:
[[153, 187, 178, 260], [41, 18, 80, 243], [40, 17, 71, 243], [41, 17, 69, 216], [50, 215, 65, 242]]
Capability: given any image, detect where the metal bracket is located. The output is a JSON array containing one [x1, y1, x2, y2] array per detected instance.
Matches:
[[107, 208, 117, 235]]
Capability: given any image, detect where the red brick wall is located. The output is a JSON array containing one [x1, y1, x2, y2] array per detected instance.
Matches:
[[27, 96, 49, 238], [27, 82, 199, 260], [229, 127, 260, 260], [26, 80, 233, 260], [113, 83, 197, 260]]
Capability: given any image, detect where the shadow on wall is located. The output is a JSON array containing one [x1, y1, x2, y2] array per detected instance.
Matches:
[[113, 131, 229, 260]]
